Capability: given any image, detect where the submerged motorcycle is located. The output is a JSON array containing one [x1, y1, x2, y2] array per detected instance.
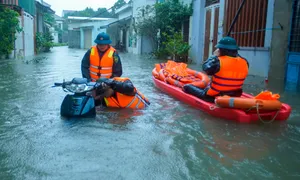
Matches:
[[54, 78, 100, 117]]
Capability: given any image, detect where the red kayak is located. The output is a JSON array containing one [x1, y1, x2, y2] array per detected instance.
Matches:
[[152, 76, 292, 123]]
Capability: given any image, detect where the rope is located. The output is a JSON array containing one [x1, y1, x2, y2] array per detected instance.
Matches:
[[227, 26, 283, 35], [209, 105, 218, 110], [255, 103, 280, 124]]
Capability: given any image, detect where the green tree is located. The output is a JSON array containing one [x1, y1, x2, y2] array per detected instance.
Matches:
[[64, 7, 113, 18], [44, 12, 55, 26], [135, 0, 193, 60], [135, 5, 159, 50], [0, 6, 22, 57], [111, 0, 127, 16], [96, 8, 113, 17]]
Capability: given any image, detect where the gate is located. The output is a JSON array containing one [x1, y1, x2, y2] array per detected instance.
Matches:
[[286, 0, 300, 91], [68, 30, 80, 48], [203, 3, 220, 61]]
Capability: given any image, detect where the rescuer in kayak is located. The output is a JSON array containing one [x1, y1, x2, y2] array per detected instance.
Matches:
[[183, 36, 249, 102]]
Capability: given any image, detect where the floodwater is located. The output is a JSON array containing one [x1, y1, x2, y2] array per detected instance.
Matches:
[[0, 46, 300, 180]]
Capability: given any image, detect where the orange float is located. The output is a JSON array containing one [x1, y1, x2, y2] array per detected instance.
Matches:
[[152, 68, 159, 78], [215, 96, 282, 111], [165, 76, 185, 88], [153, 61, 211, 89]]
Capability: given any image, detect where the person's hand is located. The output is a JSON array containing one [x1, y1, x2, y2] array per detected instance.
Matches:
[[101, 82, 110, 90], [213, 48, 220, 56], [91, 89, 103, 100]]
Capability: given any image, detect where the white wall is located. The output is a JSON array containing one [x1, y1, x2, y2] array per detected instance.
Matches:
[[239, 48, 270, 77], [14, 11, 35, 59], [56, 20, 63, 30], [131, 0, 156, 54], [190, 0, 206, 64], [14, 16, 24, 58], [51, 26, 59, 43], [118, 8, 132, 20]]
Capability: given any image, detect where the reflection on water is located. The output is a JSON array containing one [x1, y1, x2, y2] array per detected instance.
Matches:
[[0, 46, 299, 179]]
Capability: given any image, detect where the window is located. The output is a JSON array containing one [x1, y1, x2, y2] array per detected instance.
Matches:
[[224, 0, 268, 47], [205, 0, 220, 7], [289, 0, 300, 52]]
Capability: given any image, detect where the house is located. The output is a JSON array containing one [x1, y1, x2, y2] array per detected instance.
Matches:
[[35, 0, 55, 33], [53, 14, 65, 43], [130, 0, 158, 54], [100, 2, 133, 52], [0, 0, 35, 58], [189, 0, 299, 91], [67, 16, 113, 48]]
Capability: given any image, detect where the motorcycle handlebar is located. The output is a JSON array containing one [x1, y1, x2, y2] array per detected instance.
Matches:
[[54, 82, 63, 86]]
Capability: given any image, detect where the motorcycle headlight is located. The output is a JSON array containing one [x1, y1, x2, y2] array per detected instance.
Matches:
[[66, 84, 92, 93]]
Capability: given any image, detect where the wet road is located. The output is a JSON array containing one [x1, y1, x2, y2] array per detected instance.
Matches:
[[0, 46, 300, 180]]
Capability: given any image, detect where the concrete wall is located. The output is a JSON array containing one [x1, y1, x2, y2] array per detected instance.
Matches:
[[118, 8, 132, 20], [131, 0, 156, 54], [56, 20, 63, 30], [238, 48, 270, 77], [14, 11, 35, 59], [36, 9, 44, 33], [268, 0, 293, 91], [190, 0, 206, 64]]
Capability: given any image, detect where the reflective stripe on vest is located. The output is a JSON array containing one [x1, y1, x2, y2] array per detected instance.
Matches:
[[104, 92, 149, 109], [207, 56, 248, 96], [89, 46, 115, 81]]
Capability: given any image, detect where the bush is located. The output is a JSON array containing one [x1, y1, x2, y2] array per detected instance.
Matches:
[[36, 32, 54, 53], [0, 6, 22, 57], [162, 30, 191, 62]]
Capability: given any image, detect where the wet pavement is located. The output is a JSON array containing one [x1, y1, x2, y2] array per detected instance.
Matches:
[[0, 46, 300, 180]]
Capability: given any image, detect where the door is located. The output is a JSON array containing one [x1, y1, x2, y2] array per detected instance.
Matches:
[[122, 29, 127, 52], [84, 29, 92, 49], [68, 30, 80, 48], [286, 0, 300, 90], [203, 4, 220, 61], [183, 19, 190, 43]]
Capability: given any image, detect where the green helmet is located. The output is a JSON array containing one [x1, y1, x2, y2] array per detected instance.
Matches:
[[215, 36, 239, 50], [94, 32, 112, 45]]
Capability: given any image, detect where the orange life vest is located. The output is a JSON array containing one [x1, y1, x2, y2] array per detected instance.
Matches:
[[104, 77, 150, 109], [206, 56, 248, 96], [89, 46, 115, 81]]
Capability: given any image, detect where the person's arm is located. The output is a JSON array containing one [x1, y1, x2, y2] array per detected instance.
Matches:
[[202, 56, 220, 75], [81, 49, 91, 80], [111, 79, 135, 96], [111, 51, 122, 78]]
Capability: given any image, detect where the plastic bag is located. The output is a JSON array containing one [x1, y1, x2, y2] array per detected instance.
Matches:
[[254, 91, 280, 100]]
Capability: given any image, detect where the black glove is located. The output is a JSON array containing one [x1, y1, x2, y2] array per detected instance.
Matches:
[[95, 78, 115, 94], [96, 78, 114, 86]]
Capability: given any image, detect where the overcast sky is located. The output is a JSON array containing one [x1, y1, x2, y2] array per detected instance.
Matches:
[[45, 0, 119, 16]]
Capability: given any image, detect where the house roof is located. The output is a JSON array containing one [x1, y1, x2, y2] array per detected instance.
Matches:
[[115, 3, 132, 14], [100, 15, 132, 29], [54, 14, 64, 21], [67, 16, 111, 21], [35, 0, 55, 14]]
